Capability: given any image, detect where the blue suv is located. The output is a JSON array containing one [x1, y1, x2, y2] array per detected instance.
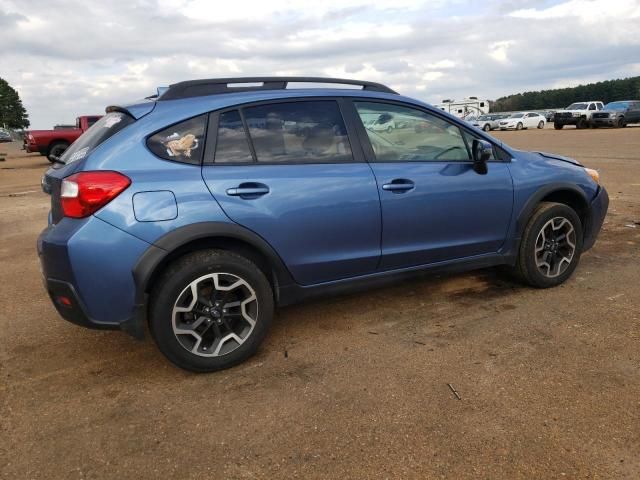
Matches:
[[38, 77, 609, 372]]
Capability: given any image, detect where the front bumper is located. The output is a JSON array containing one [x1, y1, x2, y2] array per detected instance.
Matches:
[[583, 186, 609, 251], [554, 116, 581, 126], [592, 117, 617, 127]]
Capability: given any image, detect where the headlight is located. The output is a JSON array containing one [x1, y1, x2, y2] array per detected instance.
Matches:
[[584, 168, 600, 185]]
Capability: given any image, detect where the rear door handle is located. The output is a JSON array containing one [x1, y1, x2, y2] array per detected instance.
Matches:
[[226, 183, 270, 197], [382, 179, 415, 193]]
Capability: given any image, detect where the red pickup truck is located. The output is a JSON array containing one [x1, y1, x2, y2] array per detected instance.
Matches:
[[24, 115, 102, 162]]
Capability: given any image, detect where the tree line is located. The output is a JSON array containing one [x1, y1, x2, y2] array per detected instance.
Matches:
[[0, 77, 30, 130], [491, 76, 640, 112]]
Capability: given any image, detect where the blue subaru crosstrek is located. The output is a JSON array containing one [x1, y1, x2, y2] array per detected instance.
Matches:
[[38, 77, 609, 372]]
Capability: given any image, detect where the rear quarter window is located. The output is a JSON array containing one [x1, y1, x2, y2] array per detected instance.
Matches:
[[147, 115, 207, 164]]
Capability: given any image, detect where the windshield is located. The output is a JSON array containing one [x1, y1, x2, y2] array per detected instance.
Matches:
[[60, 112, 134, 164], [566, 103, 587, 110], [604, 101, 630, 110], [509, 113, 524, 118], [477, 115, 490, 120]]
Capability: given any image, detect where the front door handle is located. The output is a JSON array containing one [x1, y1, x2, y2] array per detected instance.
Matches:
[[226, 183, 270, 198], [382, 179, 415, 193]]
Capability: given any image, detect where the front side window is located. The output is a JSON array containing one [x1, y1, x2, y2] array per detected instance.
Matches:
[[147, 115, 206, 164], [355, 102, 470, 162], [242, 101, 352, 164]]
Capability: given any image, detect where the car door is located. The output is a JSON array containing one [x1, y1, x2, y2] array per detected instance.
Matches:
[[526, 113, 538, 128], [201, 99, 382, 285], [630, 102, 640, 123], [348, 100, 514, 270]]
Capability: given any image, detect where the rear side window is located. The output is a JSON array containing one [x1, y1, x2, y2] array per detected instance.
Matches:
[[147, 114, 206, 164], [214, 110, 253, 164], [61, 112, 135, 164], [242, 101, 353, 164]]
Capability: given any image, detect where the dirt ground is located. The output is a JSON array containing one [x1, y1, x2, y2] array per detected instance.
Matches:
[[1, 126, 639, 479]]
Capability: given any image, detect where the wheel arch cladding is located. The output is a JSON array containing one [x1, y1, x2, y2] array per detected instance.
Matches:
[[133, 222, 295, 307], [518, 185, 589, 240]]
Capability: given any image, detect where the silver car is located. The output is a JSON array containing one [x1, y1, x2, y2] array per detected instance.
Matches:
[[471, 114, 510, 131]]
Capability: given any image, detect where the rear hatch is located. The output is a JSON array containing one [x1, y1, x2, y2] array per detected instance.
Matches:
[[42, 111, 135, 224]]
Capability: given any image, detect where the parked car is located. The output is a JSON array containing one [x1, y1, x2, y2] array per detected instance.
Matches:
[[38, 76, 608, 372], [24, 115, 102, 162], [365, 112, 396, 132], [553, 101, 604, 129], [498, 112, 546, 130], [0, 130, 12, 143], [471, 114, 509, 131], [591, 100, 640, 128]]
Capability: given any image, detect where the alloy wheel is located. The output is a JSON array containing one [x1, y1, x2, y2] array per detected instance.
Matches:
[[534, 217, 576, 278], [171, 273, 258, 357]]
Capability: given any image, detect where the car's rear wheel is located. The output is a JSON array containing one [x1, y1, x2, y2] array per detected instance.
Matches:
[[47, 141, 69, 163], [537, 121, 545, 129], [515, 202, 583, 288], [516, 122, 523, 130], [150, 250, 274, 372]]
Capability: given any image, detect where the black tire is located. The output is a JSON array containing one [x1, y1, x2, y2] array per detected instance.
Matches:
[[150, 249, 274, 372], [386, 125, 393, 133], [515, 202, 583, 288], [516, 122, 523, 131], [616, 117, 626, 128], [554, 123, 564, 130], [47, 141, 69, 163], [537, 121, 545, 129], [483, 124, 491, 132], [576, 118, 587, 129]]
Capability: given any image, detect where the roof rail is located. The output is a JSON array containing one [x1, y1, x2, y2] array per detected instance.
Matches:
[[157, 76, 398, 101]]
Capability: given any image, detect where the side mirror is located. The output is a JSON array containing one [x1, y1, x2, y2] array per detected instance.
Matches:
[[472, 139, 492, 175]]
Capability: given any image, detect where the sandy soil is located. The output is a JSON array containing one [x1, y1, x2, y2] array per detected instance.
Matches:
[[1, 125, 639, 479]]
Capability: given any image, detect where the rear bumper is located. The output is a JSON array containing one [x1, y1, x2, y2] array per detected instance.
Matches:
[[583, 186, 609, 251], [37, 216, 150, 339]]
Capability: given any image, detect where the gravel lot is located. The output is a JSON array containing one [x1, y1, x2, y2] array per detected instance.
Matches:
[[1, 126, 639, 479]]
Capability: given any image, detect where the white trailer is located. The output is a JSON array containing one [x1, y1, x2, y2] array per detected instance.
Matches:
[[435, 97, 490, 119]]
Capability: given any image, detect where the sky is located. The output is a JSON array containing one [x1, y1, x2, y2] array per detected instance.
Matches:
[[1, 0, 639, 129]]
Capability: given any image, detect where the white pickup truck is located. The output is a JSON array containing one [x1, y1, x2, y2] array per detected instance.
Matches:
[[553, 101, 604, 129]]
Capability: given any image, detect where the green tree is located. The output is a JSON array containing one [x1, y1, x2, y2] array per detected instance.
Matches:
[[0, 78, 30, 129], [491, 76, 640, 112]]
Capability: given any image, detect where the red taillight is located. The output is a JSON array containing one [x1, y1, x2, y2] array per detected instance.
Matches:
[[60, 171, 130, 218]]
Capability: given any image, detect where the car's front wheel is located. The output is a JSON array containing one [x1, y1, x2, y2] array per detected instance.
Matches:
[[483, 124, 491, 131], [150, 250, 274, 372], [516, 122, 523, 130], [515, 202, 583, 288]]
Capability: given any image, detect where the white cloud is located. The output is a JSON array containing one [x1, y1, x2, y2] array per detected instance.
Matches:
[[0, 0, 639, 128], [488, 40, 515, 63], [509, 0, 640, 22]]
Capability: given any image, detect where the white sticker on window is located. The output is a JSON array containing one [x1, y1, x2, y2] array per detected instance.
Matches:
[[164, 133, 198, 158], [104, 115, 122, 128], [68, 147, 90, 162]]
